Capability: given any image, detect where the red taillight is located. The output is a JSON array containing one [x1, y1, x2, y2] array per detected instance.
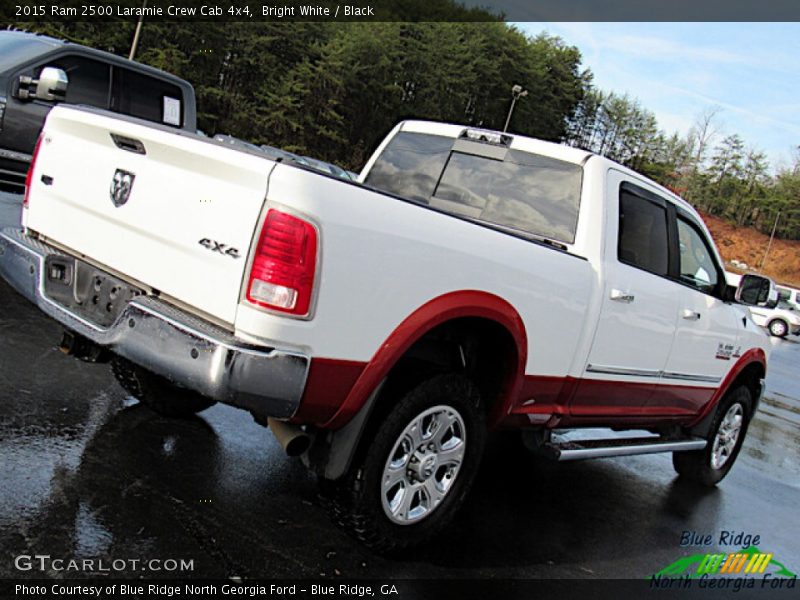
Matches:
[[246, 209, 318, 316], [23, 134, 44, 209]]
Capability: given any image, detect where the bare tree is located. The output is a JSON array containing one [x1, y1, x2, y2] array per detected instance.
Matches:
[[687, 107, 723, 169], [684, 106, 723, 201]]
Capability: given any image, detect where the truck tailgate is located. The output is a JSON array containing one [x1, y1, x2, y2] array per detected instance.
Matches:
[[25, 107, 273, 326]]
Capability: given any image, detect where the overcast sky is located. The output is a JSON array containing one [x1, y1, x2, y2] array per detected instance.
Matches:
[[519, 22, 800, 169]]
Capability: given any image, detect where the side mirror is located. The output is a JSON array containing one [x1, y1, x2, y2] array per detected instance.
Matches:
[[17, 67, 68, 102], [736, 274, 774, 307], [36, 67, 68, 101]]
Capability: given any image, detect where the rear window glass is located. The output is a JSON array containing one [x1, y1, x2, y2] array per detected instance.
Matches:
[[365, 131, 583, 243], [111, 68, 184, 127], [365, 132, 452, 203]]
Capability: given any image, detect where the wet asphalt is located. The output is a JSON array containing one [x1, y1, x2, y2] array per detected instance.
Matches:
[[0, 191, 798, 581]]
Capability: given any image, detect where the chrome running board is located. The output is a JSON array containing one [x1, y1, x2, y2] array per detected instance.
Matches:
[[543, 436, 707, 461]]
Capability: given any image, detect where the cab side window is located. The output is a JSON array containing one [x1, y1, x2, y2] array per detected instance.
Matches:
[[41, 55, 110, 107], [677, 218, 719, 294], [618, 190, 669, 276]]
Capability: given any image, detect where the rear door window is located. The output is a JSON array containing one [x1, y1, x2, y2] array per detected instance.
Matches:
[[617, 188, 670, 276]]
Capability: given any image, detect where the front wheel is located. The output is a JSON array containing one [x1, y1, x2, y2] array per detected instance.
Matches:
[[768, 319, 789, 338], [321, 374, 486, 553], [673, 385, 752, 486]]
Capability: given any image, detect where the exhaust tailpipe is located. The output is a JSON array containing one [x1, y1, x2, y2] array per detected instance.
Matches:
[[268, 418, 311, 457]]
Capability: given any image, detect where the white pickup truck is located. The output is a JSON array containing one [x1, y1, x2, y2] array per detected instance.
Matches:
[[0, 106, 772, 552]]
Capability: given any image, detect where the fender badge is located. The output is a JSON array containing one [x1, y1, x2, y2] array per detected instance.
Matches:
[[716, 343, 734, 361]]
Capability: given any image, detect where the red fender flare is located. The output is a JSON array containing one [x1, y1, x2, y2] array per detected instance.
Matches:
[[689, 348, 767, 426], [322, 290, 527, 429]]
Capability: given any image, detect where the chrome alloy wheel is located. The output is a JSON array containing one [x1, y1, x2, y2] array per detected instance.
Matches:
[[710, 403, 744, 470], [381, 405, 467, 525]]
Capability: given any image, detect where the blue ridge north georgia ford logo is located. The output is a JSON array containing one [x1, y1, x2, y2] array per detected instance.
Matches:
[[110, 169, 135, 207]]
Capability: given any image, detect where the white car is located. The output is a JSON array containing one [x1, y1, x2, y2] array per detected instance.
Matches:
[[776, 285, 800, 310], [749, 303, 800, 338]]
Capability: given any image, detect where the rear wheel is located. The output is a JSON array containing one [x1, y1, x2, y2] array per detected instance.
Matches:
[[111, 358, 215, 418], [768, 319, 789, 338], [321, 374, 486, 553], [673, 385, 752, 486]]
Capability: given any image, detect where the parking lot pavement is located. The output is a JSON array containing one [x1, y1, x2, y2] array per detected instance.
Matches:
[[0, 189, 798, 580]]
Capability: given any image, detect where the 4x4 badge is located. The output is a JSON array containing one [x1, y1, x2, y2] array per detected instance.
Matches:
[[198, 238, 241, 259], [109, 169, 135, 207]]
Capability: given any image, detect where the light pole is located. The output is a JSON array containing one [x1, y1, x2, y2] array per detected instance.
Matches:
[[503, 84, 528, 133], [758, 211, 780, 273], [128, 0, 148, 60], [759, 208, 800, 273]]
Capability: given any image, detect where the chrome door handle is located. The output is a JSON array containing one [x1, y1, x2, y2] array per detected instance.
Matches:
[[610, 289, 635, 303], [682, 309, 701, 321]]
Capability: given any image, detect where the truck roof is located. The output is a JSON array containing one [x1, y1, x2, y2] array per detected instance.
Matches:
[[0, 30, 63, 71], [0, 29, 63, 46]]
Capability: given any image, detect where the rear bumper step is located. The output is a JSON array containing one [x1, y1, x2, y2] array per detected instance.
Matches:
[[0, 227, 310, 420], [544, 436, 707, 461]]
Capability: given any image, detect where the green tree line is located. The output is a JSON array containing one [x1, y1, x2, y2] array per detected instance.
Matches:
[[4, 13, 799, 239]]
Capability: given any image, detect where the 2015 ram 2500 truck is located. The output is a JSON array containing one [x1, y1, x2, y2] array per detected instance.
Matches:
[[0, 106, 771, 552]]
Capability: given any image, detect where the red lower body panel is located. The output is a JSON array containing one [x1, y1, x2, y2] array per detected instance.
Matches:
[[293, 359, 714, 430], [510, 374, 714, 428]]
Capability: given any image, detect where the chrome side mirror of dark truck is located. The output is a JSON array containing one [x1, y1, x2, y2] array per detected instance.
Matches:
[[36, 67, 69, 101], [17, 67, 69, 102]]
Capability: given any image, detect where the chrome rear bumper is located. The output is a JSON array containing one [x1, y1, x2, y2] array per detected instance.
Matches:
[[0, 227, 309, 419]]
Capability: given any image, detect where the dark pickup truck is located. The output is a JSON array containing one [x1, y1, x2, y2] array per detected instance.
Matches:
[[0, 30, 196, 192]]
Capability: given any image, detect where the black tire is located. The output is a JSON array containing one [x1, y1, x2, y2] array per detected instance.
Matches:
[[673, 385, 752, 486], [111, 358, 216, 417], [321, 373, 486, 554], [768, 319, 789, 338]]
